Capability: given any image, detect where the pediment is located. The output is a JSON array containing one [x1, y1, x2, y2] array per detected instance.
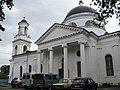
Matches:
[[35, 23, 81, 44]]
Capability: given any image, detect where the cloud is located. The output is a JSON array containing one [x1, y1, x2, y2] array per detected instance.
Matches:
[[0, 44, 12, 66]]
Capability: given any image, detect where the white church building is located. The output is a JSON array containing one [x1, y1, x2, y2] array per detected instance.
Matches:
[[9, 3, 120, 84]]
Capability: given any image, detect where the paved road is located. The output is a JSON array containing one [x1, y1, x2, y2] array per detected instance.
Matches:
[[0, 85, 120, 90], [0, 85, 35, 90]]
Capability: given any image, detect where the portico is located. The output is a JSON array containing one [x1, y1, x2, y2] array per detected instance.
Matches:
[[38, 40, 87, 78]]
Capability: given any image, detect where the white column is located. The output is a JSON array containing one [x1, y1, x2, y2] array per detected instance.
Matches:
[[37, 50, 41, 73], [80, 42, 86, 77], [49, 48, 53, 73], [63, 44, 68, 78]]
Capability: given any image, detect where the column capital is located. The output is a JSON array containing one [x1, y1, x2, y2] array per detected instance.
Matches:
[[62, 44, 68, 48], [48, 47, 53, 51], [78, 41, 87, 45], [37, 50, 42, 53]]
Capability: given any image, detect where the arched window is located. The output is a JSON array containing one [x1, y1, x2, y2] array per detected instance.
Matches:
[[69, 22, 77, 27], [24, 26, 27, 35], [20, 66, 23, 77], [29, 65, 32, 73], [105, 54, 114, 76], [23, 45, 27, 53], [85, 20, 92, 27], [15, 45, 18, 55]]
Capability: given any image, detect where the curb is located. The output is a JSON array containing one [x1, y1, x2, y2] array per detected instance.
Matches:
[[0, 84, 10, 87]]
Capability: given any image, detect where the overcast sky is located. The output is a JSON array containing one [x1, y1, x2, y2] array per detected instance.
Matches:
[[0, 0, 119, 66]]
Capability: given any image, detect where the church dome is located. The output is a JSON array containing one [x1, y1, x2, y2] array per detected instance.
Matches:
[[18, 17, 29, 26], [66, 6, 96, 18], [62, 4, 106, 36]]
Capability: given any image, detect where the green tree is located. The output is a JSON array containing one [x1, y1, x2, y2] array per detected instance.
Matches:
[[0, 65, 10, 79], [0, 0, 13, 41], [90, 0, 120, 25]]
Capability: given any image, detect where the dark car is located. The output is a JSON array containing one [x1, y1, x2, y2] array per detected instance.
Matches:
[[33, 73, 59, 90], [11, 78, 22, 88], [70, 77, 98, 90]]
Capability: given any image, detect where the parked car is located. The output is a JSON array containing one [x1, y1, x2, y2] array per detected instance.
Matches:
[[33, 73, 59, 90], [11, 78, 22, 88], [70, 77, 98, 90], [52, 78, 73, 90], [22, 73, 35, 89]]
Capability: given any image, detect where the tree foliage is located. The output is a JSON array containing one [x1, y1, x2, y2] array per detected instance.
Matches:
[[0, 65, 10, 79], [90, 0, 120, 25], [0, 0, 14, 31]]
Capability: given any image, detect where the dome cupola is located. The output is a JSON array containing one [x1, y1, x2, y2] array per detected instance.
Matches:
[[66, 6, 96, 18], [62, 0, 106, 36], [18, 17, 29, 26], [63, 0, 97, 26]]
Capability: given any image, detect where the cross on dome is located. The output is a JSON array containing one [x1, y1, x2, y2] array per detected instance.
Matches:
[[79, 0, 84, 5], [23, 17, 25, 20]]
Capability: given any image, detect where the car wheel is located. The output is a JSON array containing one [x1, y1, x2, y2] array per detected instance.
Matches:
[[83, 88, 88, 90], [37, 87, 41, 90], [24, 86, 28, 89], [67, 87, 70, 90], [94, 88, 97, 90], [11, 85, 16, 88], [48, 86, 52, 90], [18, 84, 22, 88]]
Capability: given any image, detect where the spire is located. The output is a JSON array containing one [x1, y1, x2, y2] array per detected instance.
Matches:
[[79, 0, 84, 5]]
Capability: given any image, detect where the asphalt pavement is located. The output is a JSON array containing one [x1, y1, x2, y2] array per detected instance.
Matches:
[[0, 84, 120, 90]]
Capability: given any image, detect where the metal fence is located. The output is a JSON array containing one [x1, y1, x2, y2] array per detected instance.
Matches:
[[0, 79, 8, 83]]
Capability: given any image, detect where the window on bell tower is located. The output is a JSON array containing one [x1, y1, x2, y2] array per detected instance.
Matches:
[[24, 26, 27, 35], [15, 45, 18, 55], [23, 45, 27, 53]]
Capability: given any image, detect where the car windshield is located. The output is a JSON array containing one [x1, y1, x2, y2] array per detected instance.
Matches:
[[12, 78, 18, 81], [34, 74, 44, 79], [59, 79, 72, 83], [73, 79, 84, 84]]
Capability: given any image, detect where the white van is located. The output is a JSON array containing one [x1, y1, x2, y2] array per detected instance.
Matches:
[[22, 73, 35, 89]]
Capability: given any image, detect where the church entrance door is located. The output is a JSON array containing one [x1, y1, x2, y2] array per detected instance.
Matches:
[[58, 58, 64, 78]]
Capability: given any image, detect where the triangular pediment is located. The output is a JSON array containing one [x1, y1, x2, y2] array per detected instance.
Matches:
[[35, 23, 82, 44]]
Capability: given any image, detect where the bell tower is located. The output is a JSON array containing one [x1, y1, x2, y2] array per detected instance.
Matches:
[[12, 17, 32, 56]]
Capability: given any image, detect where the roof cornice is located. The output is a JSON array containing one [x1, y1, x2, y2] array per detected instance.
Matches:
[[12, 50, 37, 58], [38, 31, 83, 45], [99, 31, 120, 40], [12, 39, 32, 43], [35, 23, 84, 44], [62, 13, 95, 23], [36, 25, 100, 45]]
